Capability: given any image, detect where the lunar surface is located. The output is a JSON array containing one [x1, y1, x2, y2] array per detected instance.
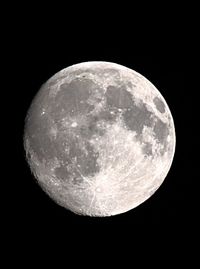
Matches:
[[24, 61, 176, 216]]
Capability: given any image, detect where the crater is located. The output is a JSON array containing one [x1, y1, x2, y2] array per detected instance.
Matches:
[[71, 174, 85, 185], [153, 96, 165, 113]]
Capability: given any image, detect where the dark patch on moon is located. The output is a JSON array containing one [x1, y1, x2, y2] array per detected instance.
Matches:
[[153, 118, 169, 145], [51, 78, 95, 119], [79, 109, 117, 139], [79, 120, 104, 138], [55, 164, 84, 186], [98, 109, 117, 122], [153, 97, 165, 113], [55, 135, 100, 183], [25, 115, 57, 162], [105, 85, 154, 136], [106, 85, 134, 109], [123, 103, 153, 136], [79, 123, 94, 138], [76, 142, 100, 177], [142, 142, 153, 156], [55, 165, 71, 181]]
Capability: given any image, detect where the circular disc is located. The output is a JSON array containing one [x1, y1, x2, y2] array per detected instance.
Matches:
[[24, 61, 176, 216]]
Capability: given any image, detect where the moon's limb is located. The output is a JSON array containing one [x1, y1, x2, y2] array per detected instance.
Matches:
[[24, 61, 176, 216]]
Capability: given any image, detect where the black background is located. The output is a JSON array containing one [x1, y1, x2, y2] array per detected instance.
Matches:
[[5, 3, 197, 266]]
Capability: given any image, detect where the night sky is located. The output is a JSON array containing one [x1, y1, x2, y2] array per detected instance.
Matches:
[[4, 4, 197, 266]]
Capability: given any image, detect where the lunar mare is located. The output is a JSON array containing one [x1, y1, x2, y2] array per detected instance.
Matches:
[[24, 61, 176, 216]]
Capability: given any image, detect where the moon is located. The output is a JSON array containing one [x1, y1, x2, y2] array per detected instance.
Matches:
[[24, 61, 176, 216]]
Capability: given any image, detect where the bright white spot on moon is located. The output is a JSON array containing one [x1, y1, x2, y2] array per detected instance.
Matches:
[[24, 61, 176, 217], [71, 122, 78, 127], [96, 187, 101, 192]]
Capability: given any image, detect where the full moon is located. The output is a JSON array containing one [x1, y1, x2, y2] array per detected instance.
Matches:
[[24, 61, 176, 216]]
